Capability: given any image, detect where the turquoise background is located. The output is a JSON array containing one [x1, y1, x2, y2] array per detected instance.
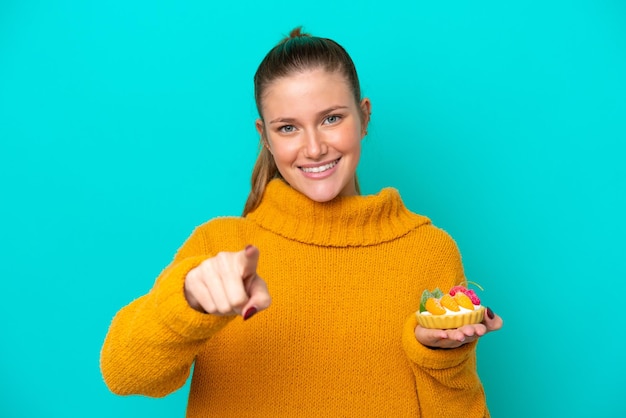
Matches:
[[1, 0, 624, 416]]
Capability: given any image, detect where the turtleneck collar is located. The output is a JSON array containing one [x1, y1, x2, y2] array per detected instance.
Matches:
[[246, 179, 430, 247]]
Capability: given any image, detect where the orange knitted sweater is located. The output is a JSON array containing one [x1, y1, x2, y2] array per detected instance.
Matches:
[[101, 179, 489, 417]]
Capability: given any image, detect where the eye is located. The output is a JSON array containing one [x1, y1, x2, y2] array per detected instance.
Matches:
[[323, 115, 342, 125], [278, 125, 296, 134]]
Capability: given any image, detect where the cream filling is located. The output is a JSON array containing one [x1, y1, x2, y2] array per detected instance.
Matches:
[[420, 305, 482, 316]]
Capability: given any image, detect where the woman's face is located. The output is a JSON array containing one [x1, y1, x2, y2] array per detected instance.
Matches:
[[256, 68, 371, 202]]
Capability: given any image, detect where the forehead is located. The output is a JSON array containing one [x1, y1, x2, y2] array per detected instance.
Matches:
[[261, 69, 354, 117]]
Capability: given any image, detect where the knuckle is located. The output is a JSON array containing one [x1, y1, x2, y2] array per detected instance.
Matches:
[[197, 260, 216, 277], [213, 252, 225, 261], [213, 300, 231, 315], [230, 294, 248, 308]]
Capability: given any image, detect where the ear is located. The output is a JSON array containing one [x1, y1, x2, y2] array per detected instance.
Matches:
[[255, 118, 264, 136], [255, 118, 272, 152], [359, 98, 372, 137]]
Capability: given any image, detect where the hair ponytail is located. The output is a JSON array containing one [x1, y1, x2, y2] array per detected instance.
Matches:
[[242, 144, 280, 216]]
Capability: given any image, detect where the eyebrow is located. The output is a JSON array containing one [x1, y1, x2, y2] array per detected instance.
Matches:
[[268, 105, 349, 125]]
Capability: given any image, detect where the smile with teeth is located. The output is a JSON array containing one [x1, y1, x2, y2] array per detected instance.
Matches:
[[300, 158, 340, 173]]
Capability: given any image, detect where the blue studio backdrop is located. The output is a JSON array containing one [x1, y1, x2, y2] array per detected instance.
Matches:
[[1, 1, 625, 417]]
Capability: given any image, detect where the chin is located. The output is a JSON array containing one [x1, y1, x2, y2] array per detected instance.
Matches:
[[297, 188, 337, 203], [296, 182, 353, 203]]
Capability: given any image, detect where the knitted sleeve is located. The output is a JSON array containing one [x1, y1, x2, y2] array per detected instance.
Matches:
[[100, 225, 234, 397], [401, 230, 490, 418]]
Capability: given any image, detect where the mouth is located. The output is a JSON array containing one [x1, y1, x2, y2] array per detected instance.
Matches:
[[299, 158, 340, 174]]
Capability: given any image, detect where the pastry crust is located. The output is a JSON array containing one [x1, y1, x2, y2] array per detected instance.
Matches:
[[417, 306, 485, 329]]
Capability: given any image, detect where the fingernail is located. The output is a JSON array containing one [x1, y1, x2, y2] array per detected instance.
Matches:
[[243, 306, 258, 321], [486, 307, 495, 320]]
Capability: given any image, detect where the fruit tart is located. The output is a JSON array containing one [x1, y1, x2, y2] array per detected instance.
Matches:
[[417, 284, 485, 329]]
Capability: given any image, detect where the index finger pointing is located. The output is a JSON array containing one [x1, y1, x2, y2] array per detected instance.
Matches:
[[240, 245, 260, 281]]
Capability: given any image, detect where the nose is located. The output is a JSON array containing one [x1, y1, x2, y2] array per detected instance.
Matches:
[[303, 130, 327, 159]]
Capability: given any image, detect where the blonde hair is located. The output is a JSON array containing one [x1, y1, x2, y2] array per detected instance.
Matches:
[[243, 27, 363, 216]]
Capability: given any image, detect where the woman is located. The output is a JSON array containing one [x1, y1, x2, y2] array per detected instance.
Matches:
[[101, 27, 503, 417]]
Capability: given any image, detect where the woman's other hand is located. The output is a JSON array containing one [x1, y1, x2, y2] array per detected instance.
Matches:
[[414, 308, 503, 349]]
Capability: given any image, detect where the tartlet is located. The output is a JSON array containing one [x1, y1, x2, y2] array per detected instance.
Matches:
[[417, 285, 485, 329]]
